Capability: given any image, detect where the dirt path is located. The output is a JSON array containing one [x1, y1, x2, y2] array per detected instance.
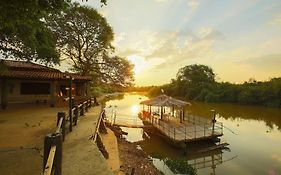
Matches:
[[0, 104, 67, 175], [101, 128, 123, 175], [62, 106, 113, 175]]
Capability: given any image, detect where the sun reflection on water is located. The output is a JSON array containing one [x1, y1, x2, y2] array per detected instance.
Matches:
[[131, 105, 140, 114]]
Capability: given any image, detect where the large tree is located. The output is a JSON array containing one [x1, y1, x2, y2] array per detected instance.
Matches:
[[0, 0, 69, 65], [0, 0, 107, 65], [48, 3, 134, 87], [175, 64, 215, 99]]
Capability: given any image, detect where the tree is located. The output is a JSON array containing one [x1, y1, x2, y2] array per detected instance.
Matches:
[[0, 0, 107, 65], [176, 64, 215, 99], [48, 3, 134, 87], [176, 64, 215, 84], [0, 0, 69, 65]]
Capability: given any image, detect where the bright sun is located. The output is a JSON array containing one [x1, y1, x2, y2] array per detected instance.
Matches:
[[131, 105, 139, 114], [127, 55, 147, 75]]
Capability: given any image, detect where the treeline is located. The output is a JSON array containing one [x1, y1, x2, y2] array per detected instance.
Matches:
[[148, 64, 281, 108]]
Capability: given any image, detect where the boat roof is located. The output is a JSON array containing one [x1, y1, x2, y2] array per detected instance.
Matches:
[[140, 94, 190, 107]]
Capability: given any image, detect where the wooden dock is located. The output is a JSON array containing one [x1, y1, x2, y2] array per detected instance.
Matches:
[[141, 114, 223, 143], [104, 111, 223, 144]]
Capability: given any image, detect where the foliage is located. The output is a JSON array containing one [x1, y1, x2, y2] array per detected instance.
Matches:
[[164, 158, 197, 175], [148, 64, 281, 108], [0, 0, 69, 65], [48, 3, 134, 87], [0, 0, 108, 65]]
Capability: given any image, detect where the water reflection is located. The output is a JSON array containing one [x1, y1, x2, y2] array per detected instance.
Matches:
[[138, 130, 235, 175], [131, 105, 139, 114], [105, 93, 281, 174], [187, 101, 281, 130]]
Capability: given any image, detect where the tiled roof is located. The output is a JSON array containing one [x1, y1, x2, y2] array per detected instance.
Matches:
[[0, 60, 92, 81]]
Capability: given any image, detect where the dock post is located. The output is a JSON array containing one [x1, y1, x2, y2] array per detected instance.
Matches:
[[174, 128, 176, 140], [212, 116, 216, 135]]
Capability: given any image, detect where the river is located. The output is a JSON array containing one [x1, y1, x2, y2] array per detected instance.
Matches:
[[104, 93, 281, 175]]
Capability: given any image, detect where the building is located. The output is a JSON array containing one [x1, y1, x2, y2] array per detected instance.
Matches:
[[0, 60, 92, 109]]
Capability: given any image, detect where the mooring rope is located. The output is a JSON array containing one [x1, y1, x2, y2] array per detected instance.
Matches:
[[223, 125, 238, 135]]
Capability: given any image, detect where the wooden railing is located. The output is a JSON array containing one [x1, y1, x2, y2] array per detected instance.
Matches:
[[148, 116, 223, 141], [93, 108, 105, 142], [43, 99, 93, 175]]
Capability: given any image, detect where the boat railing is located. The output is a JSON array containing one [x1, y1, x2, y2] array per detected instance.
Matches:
[[188, 153, 223, 169], [186, 114, 211, 125], [149, 116, 223, 141]]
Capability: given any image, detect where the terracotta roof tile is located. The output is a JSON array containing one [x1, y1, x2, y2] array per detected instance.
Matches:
[[0, 60, 92, 81]]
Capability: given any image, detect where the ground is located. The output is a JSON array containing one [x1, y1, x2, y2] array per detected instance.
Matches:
[[117, 137, 161, 175], [0, 102, 161, 175], [0, 104, 67, 175]]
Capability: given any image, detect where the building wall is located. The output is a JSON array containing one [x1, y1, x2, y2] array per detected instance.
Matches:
[[0, 79, 2, 105], [1, 79, 88, 107], [6, 79, 51, 104]]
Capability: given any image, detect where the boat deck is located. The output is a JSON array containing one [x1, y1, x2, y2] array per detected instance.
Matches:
[[142, 115, 223, 143]]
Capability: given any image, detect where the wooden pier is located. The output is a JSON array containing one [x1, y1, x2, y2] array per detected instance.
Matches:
[[141, 114, 223, 144]]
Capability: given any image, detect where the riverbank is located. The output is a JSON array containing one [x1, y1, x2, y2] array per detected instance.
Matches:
[[101, 125, 161, 175]]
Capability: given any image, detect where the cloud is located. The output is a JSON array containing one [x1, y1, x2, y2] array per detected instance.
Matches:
[[154, 0, 168, 2], [270, 12, 281, 25], [197, 27, 225, 40], [115, 28, 223, 70], [187, 0, 199, 10], [241, 54, 281, 71]]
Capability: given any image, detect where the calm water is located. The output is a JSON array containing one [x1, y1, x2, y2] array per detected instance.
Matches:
[[105, 93, 281, 175]]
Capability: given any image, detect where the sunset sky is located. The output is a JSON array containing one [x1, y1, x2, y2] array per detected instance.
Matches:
[[80, 0, 281, 86]]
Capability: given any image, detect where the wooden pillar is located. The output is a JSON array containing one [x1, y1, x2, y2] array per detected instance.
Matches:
[[57, 112, 66, 141], [74, 105, 79, 126], [182, 108, 185, 122], [212, 115, 216, 135], [1, 79, 7, 110], [85, 81, 90, 99], [180, 110, 183, 123], [43, 133, 62, 175], [50, 80, 57, 107], [160, 106, 163, 120], [149, 105, 151, 115], [172, 106, 174, 117], [69, 77, 73, 132]]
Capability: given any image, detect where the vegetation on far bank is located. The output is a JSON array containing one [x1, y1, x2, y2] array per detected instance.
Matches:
[[133, 64, 281, 108]]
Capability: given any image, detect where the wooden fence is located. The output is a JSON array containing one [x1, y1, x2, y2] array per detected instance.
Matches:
[[42, 99, 92, 175]]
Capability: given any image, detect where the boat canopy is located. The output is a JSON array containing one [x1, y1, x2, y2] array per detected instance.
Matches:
[[140, 94, 190, 107]]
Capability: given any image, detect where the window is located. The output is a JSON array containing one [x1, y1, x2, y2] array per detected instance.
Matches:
[[20, 82, 50, 95]]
